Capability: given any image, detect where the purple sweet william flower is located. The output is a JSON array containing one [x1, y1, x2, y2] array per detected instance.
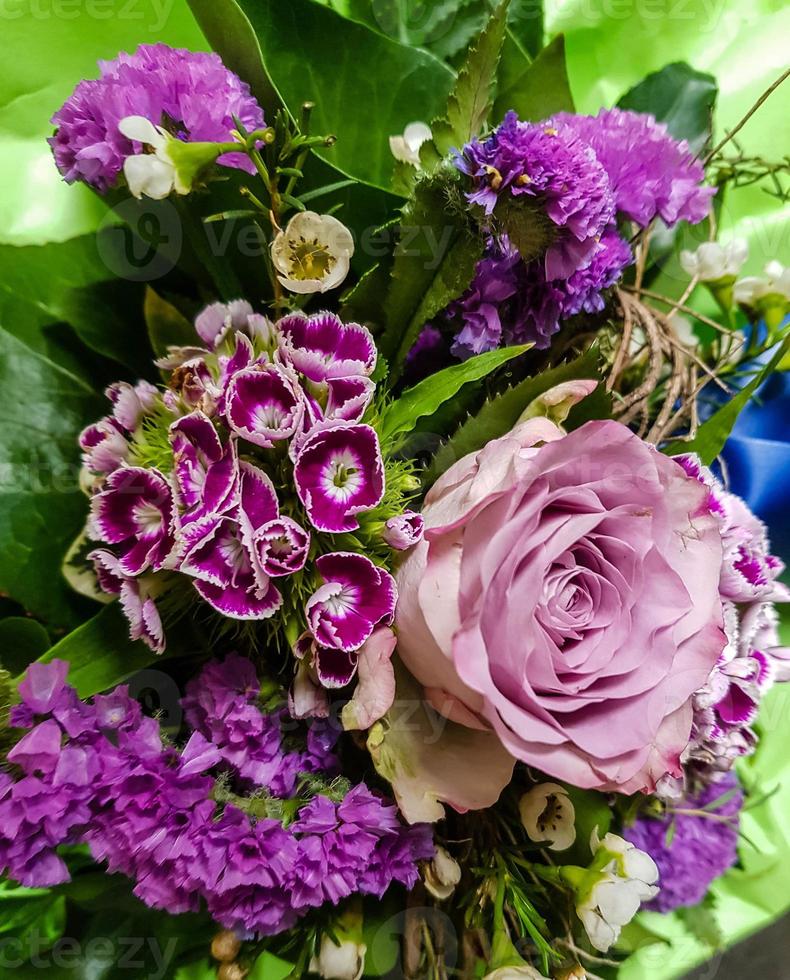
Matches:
[[79, 417, 129, 477], [170, 411, 238, 525], [626, 774, 742, 912], [195, 300, 274, 351], [277, 312, 377, 382], [179, 462, 282, 620], [253, 517, 311, 577], [225, 364, 304, 448], [552, 108, 715, 228], [384, 511, 425, 550], [456, 110, 615, 278], [106, 380, 158, 432], [294, 421, 385, 533], [50, 44, 264, 191], [90, 549, 165, 654], [89, 466, 175, 575], [306, 553, 397, 653]]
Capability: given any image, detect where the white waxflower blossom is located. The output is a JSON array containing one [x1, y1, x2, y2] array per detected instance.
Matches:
[[680, 239, 749, 281], [574, 830, 659, 953], [423, 845, 462, 900], [519, 782, 576, 851], [271, 211, 354, 294], [310, 934, 366, 980], [734, 260, 790, 306], [483, 966, 550, 980], [389, 121, 432, 166]]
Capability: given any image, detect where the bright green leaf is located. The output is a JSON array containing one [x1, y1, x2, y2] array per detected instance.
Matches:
[[424, 346, 603, 484], [492, 33, 574, 122], [618, 62, 717, 154], [24, 603, 162, 698], [249, 951, 296, 980], [379, 344, 531, 441]]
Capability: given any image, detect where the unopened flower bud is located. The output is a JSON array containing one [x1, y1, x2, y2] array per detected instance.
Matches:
[[211, 930, 242, 964], [217, 964, 247, 980], [423, 845, 462, 900]]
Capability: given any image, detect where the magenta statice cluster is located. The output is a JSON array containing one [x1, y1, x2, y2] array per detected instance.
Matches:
[[626, 773, 743, 913], [450, 107, 713, 354], [50, 43, 264, 190], [665, 455, 790, 793], [80, 303, 417, 678], [1, 659, 433, 934]]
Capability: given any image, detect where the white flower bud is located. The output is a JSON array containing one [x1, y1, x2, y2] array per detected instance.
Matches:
[[423, 845, 462, 900], [519, 783, 576, 851], [389, 121, 432, 166], [680, 239, 748, 282]]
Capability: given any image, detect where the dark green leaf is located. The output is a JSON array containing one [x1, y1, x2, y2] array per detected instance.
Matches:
[[0, 234, 149, 376], [507, 0, 544, 59], [492, 33, 574, 122], [380, 173, 482, 373], [144, 287, 197, 358], [195, 0, 454, 193], [379, 344, 531, 440], [663, 335, 790, 463], [618, 62, 717, 154], [424, 346, 603, 484], [0, 325, 102, 630], [428, 0, 512, 160], [0, 617, 51, 675], [23, 603, 162, 698], [0, 881, 65, 949]]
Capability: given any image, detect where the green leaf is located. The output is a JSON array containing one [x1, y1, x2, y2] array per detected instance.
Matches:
[[144, 287, 197, 358], [249, 951, 296, 980], [507, 0, 544, 59], [0, 881, 66, 949], [193, 0, 454, 193], [0, 325, 102, 631], [428, 0, 512, 160], [664, 335, 790, 463], [618, 62, 717, 154], [380, 173, 483, 373], [0, 233, 150, 376], [23, 603, 161, 698], [379, 344, 531, 441], [0, 617, 51, 675], [492, 33, 574, 122], [424, 346, 604, 484], [678, 896, 725, 950], [563, 786, 612, 863]]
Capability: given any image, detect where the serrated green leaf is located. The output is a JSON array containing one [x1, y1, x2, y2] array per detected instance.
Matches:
[[492, 33, 574, 123], [663, 335, 790, 463], [423, 346, 603, 484], [379, 344, 531, 441], [618, 62, 717, 154], [380, 173, 483, 373], [22, 602, 162, 698], [678, 896, 725, 950], [429, 0, 512, 159]]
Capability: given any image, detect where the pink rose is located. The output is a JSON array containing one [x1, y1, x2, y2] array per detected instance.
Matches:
[[396, 418, 726, 796]]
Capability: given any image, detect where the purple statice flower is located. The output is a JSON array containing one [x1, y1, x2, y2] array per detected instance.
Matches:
[[383, 511, 425, 550], [89, 549, 165, 654], [89, 466, 175, 575], [170, 411, 238, 525], [50, 44, 264, 191], [456, 110, 615, 279], [561, 226, 634, 316], [277, 312, 377, 383], [290, 785, 434, 911], [294, 422, 385, 533], [179, 461, 283, 620], [552, 108, 715, 228], [225, 364, 305, 448], [450, 248, 524, 357], [626, 774, 743, 912], [306, 553, 397, 654]]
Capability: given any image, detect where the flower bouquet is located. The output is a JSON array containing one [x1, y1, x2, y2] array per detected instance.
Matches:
[[2, 2, 790, 978]]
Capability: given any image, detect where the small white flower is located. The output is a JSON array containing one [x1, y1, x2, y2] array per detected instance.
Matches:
[[119, 116, 180, 200], [680, 239, 749, 281], [519, 782, 576, 851], [423, 845, 462, 900], [575, 830, 659, 953], [483, 967, 549, 980], [389, 121, 432, 166], [271, 211, 354, 294], [734, 260, 790, 306], [310, 934, 366, 980]]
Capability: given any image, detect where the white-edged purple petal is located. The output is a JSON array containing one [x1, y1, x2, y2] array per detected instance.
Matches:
[[195, 299, 254, 348], [294, 421, 384, 533], [277, 312, 376, 382], [106, 380, 158, 431], [88, 548, 165, 653], [325, 375, 375, 422], [254, 517, 310, 577], [315, 646, 358, 688], [305, 552, 397, 652], [79, 417, 129, 475], [170, 411, 238, 524], [238, 460, 279, 533], [89, 467, 175, 575], [226, 364, 304, 447]]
